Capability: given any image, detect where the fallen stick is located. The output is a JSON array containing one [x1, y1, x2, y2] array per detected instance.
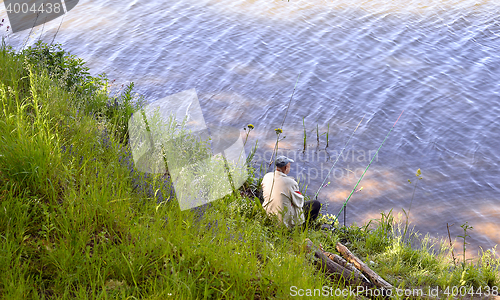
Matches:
[[323, 251, 371, 284], [304, 239, 374, 289], [336, 241, 394, 290]]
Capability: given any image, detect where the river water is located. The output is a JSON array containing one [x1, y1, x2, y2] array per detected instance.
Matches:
[[2, 0, 500, 257]]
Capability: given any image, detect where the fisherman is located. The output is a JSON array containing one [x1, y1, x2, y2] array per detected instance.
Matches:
[[261, 155, 321, 228]]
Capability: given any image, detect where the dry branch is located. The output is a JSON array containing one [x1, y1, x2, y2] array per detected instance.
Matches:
[[323, 251, 371, 284], [304, 239, 374, 289]]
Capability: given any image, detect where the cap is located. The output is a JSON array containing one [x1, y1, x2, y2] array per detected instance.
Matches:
[[275, 155, 294, 168]]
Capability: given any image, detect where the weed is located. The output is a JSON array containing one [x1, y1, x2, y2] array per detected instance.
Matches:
[[458, 221, 474, 269], [403, 168, 423, 242]]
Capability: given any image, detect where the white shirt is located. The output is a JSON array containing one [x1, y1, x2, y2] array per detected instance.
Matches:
[[261, 170, 305, 227]]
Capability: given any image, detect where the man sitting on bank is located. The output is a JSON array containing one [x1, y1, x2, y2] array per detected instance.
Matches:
[[261, 155, 322, 228]]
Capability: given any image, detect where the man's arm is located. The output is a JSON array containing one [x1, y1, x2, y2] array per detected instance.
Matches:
[[285, 178, 304, 208]]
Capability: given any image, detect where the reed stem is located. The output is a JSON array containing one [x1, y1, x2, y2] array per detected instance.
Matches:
[[302, 117, 306, 152], [316, 124, 319, 147], [326, 123, 329, 148], [447, 223, 457, 266]]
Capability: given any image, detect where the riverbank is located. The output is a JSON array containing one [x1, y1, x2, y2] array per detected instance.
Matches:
[[0, 42, 498, 299]]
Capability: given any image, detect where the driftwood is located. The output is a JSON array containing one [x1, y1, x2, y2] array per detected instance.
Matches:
[[304, 239, 374, 289], [323, 251, 371, 284], [336, 241, 394, 290]]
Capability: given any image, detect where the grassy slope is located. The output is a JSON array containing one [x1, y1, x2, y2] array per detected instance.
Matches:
[[0, 42, 498, 299]]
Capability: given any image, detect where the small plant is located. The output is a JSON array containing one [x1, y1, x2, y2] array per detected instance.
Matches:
[[273, 127, 285, 151], [266, 128, 284, 200], [243, 124, 254, 147], [458, 221, 473, 270], [326, 123, 330, 148], [316, 212, 339, 227], [267, 127, 284, 168], [20, 41, 106, 96], [243, 124, 257, 168], [403, 168, 422, 242]]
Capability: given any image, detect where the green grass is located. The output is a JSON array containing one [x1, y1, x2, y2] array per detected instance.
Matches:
[[1, 40, 499, 299]]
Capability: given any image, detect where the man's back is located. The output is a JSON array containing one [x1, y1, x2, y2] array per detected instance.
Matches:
[[261, 170, 305, 227]]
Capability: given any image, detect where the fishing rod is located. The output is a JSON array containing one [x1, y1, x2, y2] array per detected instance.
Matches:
[[265, 72, 302, 203], [331, 110, 404, 229], [268, 71, 302, 167], [314, 114, 366, 200]]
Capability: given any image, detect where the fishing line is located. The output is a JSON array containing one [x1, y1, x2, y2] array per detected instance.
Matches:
[[331, 110, 404, 229], [267, 71, 302, 167], [314, 114, 366, 200]]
